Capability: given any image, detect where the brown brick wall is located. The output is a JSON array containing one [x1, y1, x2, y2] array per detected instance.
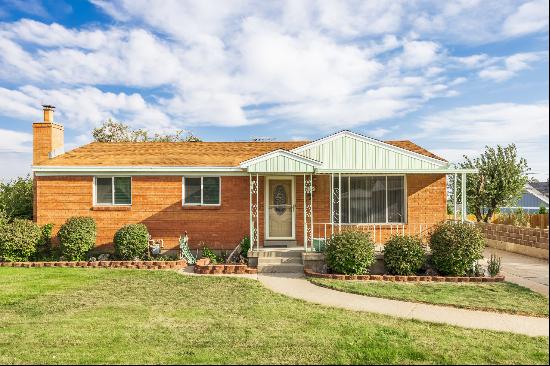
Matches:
[[33, 122, 64, 164], [35, 173, 447, 251], [476, 222, 549, 250], [35, 175, 250, 251]]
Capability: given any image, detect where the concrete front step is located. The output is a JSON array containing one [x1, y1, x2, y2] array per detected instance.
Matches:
[[250, 250, 303, 258], [263, 240, 298, 248], [257, 256, 303, 264], [257, 263, 304, 273]]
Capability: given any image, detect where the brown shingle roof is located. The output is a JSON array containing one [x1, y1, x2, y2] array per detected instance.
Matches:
[[39, 139, 445, 166], [41, 141, 309, 166], [385, 140, 446, 161]]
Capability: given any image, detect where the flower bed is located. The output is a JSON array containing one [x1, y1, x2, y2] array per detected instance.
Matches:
[[0, 260, 187, 270], [193, 258, 257, 274], [304, 269, 505, 283]]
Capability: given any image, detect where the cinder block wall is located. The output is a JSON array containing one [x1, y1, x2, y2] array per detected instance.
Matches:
[[476, 222, 549, 259]]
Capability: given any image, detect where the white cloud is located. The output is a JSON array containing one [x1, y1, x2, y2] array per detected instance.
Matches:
[[0, 85, 173, 130], [416, 102, 549, 178], [502, 0, 549, 37], [0, 128, 32, 153], [479, 52, 542, 81], [398, 40, 441, 69]]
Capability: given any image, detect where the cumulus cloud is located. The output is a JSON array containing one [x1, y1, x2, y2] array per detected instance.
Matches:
[[0, 85, 173, 130], [479, 52, 543, 81], [502, 0, 549, 37], [416, 102, 549, 177]]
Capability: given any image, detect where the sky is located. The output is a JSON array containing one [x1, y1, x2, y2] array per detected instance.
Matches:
[[0, 0, 548, 181]]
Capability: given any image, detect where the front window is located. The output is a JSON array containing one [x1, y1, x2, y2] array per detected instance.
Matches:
[[183, 176, 221, 205], [95, 177, 131, 205], [333, 176, 405, 223]]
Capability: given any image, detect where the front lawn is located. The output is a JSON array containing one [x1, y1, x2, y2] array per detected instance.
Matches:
[[310, 278, 549, 317], [0, 268, 548, 365]]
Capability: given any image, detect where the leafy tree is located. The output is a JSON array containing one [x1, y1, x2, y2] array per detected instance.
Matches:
[[460, 144, 528, 222], [92, 119, 201, 142], [0, 176, 33, 221]]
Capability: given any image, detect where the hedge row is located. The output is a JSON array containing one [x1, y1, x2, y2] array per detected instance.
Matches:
[[324, 221, 486, 276], [0, 217, 151, 262]]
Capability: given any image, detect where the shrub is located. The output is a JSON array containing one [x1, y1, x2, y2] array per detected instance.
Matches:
[[325, 230, 375, 275], [240, 236, 250, 258], [429, 221, 485, 276], [58, 216, 96, 261], [538, 205, 547, 215], [487, 254, 501, 277], [0, 219, 41, 261], [201, 244, 222, 264], [383, 235, 426, 275], [0, 176, 33, 221], [114, 224, 149, 260]]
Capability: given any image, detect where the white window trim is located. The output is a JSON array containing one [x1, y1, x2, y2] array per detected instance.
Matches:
[[93, 176, 132, 206], [182, 176, 221, 206], [332, 174, 407, 225]]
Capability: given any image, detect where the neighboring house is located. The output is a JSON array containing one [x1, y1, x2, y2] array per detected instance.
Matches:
[[500, 182, 549, 213], [32, 106, 474, 252]]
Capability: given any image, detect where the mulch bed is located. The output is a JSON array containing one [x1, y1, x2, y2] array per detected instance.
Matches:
[[0, 260, 187, 270], [193, 258, 257, 275], [304, 269, 505, 283]]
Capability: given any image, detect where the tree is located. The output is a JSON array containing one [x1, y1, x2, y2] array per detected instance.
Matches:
[[92, 119, 201, 142], [460, 144, 529, 222], [0, 176, 33, 221]]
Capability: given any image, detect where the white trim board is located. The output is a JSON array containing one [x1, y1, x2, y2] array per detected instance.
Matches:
[[239, 149, 322, 168]]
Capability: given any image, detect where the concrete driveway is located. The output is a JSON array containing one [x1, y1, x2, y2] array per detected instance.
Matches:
[[483, 248, 549, 297]]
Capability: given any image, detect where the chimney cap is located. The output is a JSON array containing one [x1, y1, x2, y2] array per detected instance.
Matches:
[[42, 104, 55, 110]]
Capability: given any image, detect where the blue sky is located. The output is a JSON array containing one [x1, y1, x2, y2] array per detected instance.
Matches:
[[0, 0, 548, 180]]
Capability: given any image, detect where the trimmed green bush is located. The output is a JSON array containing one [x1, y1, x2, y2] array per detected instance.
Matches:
[[429, 221, 485, 276], [58, 216, 96, 261], [0, 219, 41, 261], [383, 235, 426, 275], [325, 230, 375, 275], [240, 236, 250, 258], [201, 245, 222, 264], [114, 224, 149, 260]]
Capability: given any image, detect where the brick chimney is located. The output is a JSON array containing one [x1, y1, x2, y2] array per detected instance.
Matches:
[[33, 105, 64, 164]]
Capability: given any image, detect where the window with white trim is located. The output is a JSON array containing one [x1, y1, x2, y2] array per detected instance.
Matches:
[[183, 176, 220, 205], [333, 176, 405, 223], [94, 177, 132, 205]]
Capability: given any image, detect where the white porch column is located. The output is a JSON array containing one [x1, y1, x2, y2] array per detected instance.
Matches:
[[338, 173, 342, 231], [256, 173, 259, 250], [249, 174, 259, 251], [303, 174, 307, 249], [453, 173, 457, 221], [461, 172, 467, 222]]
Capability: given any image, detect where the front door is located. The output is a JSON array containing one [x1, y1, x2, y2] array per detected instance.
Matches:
[[266, 178, 295, 239]]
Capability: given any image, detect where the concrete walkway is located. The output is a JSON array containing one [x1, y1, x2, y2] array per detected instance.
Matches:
[[258, 273, 549, 337], [483, 248, 549, 297]]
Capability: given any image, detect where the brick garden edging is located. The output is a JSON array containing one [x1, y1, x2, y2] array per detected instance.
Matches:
[[193, 258, 258, 274], [0, 260, 187, 270], [304, 269, 505, 283]]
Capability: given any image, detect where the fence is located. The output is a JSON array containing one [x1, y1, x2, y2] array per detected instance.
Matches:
[[530, 214, 549, 229]]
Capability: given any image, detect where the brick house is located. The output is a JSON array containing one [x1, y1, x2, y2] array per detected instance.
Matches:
[[32, 106, 474, 253]]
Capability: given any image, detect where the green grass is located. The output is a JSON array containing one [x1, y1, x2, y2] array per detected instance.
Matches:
[[0, 268, 548, 365], [310, 278, 550, 317]]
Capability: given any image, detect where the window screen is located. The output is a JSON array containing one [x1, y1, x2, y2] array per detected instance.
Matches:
[[96, 177, 113, 204], [184, 177, 202, 204], [114, 177, 132, 205], [203, 177, 220, 204]]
